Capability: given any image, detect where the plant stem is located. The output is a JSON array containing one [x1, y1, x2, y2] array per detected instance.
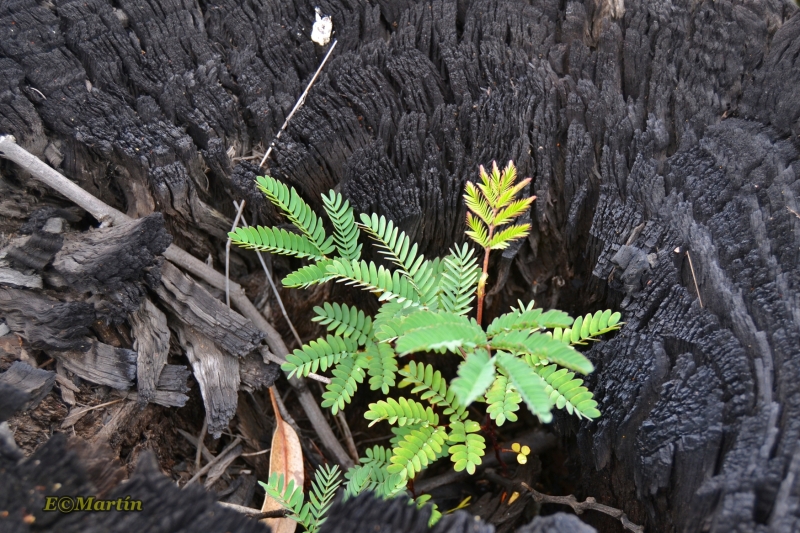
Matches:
[[476, 224, 494, 326]]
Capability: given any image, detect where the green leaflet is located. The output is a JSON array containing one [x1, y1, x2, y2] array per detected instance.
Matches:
[[489, 330, 594, 374], [413, 494, 442, 528], [450, 349, 495, 407], [387, 425, 447, 480], [228, 225, 326, 260], [485, 372, 521, 426], [447, 420, 485, 474], [438, 243, 480, 316], [365, 341, 397, 394], [359, 213, 425, 275], [312, 302, 373, 345], [551, 309, 623, 345], [373, 302, 420, 342], [487, 224, 530, 249], [365, 397, 439, 427], [394, 310, 487, 355], [495, 353, 553, 423], [321, 354, 367, 415], [358, 213, 441, 304], [282, 334, 359, 378], [255, 175, 335, 256], [326, 258, 421, 305], [535, 364, 601, 420], [344, 445, 406, 499], [282, 259, 337, 288], [322, 190, 362, 260], [486, 308, 574, 335], [398, 361, 468, 421]]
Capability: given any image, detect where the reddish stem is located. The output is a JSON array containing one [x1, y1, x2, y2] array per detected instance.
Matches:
[[476, 225, 494, 326]]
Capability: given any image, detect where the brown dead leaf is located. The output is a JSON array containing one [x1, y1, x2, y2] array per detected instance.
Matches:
[[261, 386, 304, 533]]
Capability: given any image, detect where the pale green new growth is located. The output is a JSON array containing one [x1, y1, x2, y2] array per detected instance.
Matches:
[[235, 161, 622, 526]]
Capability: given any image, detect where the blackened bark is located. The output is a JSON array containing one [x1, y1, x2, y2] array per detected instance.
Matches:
[[1, 0, 799, 531]]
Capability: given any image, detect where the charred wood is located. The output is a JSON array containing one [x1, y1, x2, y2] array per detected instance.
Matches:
[[157, 261, 264, 358]]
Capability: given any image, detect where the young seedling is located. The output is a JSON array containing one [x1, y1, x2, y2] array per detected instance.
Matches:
[[463, 161, 535, 325], [230, 161, 622, 525]]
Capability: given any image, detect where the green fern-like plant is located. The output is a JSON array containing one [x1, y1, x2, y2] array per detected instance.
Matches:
[[234, 160, 623, 523], [259, 464, 342, 533]]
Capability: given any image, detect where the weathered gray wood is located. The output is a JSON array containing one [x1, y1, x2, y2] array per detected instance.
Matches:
[[152, 364, 191, 407], [1, 0, 799, 530], [0, 265, 42, 289], [0, 287, 94, 351], [0, 360, 55, 413], [130, 297, 171, 406], [56, 360, 77, 406], [52, 213, 171, 321], [4, 231, 63, 272], [177, 325, 240, 438], [238, 350, 281, 393], [157, 262, 264, 358], [56, 340, 137, 390]]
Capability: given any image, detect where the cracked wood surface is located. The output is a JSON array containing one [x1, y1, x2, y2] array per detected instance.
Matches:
[[1, 0, 799, 531]]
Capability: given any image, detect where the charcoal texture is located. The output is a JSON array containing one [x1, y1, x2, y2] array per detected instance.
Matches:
[[1, 0, 799, 531]]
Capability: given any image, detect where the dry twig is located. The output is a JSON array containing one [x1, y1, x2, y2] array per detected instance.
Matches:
[[226, 200, 247, 307], [484, 469, 643, 533], [217, 502, 290, 519], [259, 40, 338, 168], [177, 429, 214, 463], [195, 418, 208, 471], [184, 436, 242, 487], [232, 200, 304, 350], [685, 250, 703, 308], [0, 135, 353, 468], [240, 448, 271, 457]]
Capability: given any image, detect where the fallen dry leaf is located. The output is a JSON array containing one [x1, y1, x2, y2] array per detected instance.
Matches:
[[261, 386, 304, 533]]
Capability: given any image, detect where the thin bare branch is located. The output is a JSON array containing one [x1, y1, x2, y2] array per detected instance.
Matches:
[[226, 200, 247, 307], [240, 448, 271, 457], [184, 437, 242, 487], [685, 250, 703, 308], [259, 40, 338, 168], [0, 135, 352, 469], [177, 429, 214, 463], [195, 418, 208, 471], [218, 502, 290, 519], [336, 411, 360, 463], [232, 200, 303, 347], [484, 469, 643, 533]]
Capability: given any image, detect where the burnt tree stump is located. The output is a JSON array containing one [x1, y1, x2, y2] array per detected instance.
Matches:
[[1, 0, 799, 532]]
